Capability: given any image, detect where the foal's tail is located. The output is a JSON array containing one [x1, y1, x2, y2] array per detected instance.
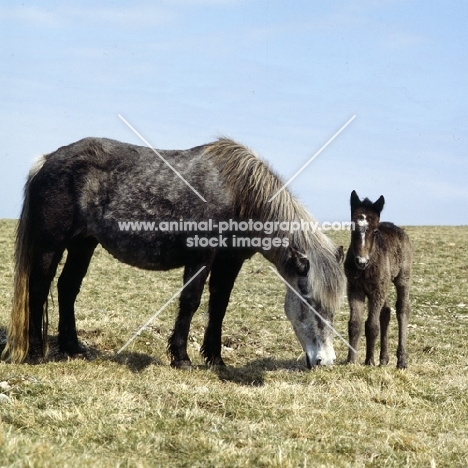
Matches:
[[2, 157, 45, 363]]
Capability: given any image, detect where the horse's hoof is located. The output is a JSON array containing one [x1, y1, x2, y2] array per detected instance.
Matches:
[[171, 359, 192, 370], [207, 357, 226, 368], [59, 341, 88, 356], [26, 351, 45, 365], [346, 351, 358, 364], [396, 361, 407, 369], [68, 350, 92, 361]]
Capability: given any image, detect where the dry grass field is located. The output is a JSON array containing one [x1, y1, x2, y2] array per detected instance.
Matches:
[[0, 219, 467, 467]]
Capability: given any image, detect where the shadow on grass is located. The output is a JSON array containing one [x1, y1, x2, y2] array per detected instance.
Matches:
[[0, 324, 322, 383], [0, 324, 172, 374], [108, 351, 163, 373], [0, 329, 105, 364], [213, 357, 308, 387]]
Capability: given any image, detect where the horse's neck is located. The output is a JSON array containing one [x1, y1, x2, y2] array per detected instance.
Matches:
[[260, 247, 287, 274]]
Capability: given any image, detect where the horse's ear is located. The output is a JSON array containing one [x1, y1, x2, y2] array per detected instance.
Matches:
[[335, 245, 344, 264], [286, 247, 310, 277], [373, 195, 385, 215], [350, 190, 361, 211]]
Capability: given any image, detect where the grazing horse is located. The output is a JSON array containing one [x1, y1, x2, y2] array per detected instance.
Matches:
[[2, 137, 345, 368], [344, 190, 412, 369]]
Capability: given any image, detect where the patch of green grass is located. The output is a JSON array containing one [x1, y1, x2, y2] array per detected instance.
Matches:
[[1, 220, 467, 467]]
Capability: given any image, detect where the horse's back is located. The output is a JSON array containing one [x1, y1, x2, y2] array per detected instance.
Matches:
[[378, 222, 411, 248], [43, 137, 207, 174], [36, 137, 231, 218], [378, 222, 412, 278], [27, 137, 235, 265]]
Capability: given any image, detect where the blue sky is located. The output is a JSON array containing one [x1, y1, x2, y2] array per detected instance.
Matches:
[[1, 0, 467, 224]]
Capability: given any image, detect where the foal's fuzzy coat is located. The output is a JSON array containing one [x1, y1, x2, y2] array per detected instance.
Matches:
[[344, 190, 412, 369]]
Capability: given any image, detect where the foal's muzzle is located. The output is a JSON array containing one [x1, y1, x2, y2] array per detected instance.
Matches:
[[354, 256, 369, 269]]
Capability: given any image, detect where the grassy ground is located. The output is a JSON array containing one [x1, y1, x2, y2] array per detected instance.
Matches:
[[0, 220, 467, 467]]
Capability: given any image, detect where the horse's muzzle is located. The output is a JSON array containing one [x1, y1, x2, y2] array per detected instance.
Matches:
[[355, 256, 369, 269], [306, 355, 335, 369]]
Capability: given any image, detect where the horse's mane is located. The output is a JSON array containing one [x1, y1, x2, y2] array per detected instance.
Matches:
[[203, 138, 330, 248], [204, 138, 345, 311]]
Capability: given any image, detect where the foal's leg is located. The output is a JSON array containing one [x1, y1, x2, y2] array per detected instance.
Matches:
[[379, 301, 391, 366], [57, 236, 98, 355], [29, 249, 65, 361], [168, 259, 212, 369], [347, 287, 365, 364], [394, 280, 411, 369], [365, 294, 387, 366], [201, 253, 246, 367]]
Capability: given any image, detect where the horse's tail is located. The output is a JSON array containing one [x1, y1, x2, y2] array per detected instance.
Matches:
[[2, 157, 46, 363]]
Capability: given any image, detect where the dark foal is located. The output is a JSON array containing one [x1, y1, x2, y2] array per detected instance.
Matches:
[[344, 190, 413, 369]]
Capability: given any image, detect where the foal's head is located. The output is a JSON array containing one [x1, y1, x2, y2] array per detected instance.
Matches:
[[349, 190, 385, 269]]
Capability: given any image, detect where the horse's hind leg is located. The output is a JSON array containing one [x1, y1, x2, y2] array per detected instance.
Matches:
[[29, 249, 65, 361], [201, 253, 246, 367], [57, 236, 98, 355], [168, 258, 212, 369], [379, 301, 391, 366], [395, 279, 411, 369]]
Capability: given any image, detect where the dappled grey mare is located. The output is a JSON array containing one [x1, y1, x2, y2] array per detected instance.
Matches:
[[2, 137, 345, 369], [344, 190, 412, 369]]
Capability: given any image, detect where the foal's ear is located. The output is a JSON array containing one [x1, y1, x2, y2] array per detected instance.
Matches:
[[286, 247, 310, 277], [350, 190, 361, 211], [335, 245, 344, 264], [373, 195, 385, 215]]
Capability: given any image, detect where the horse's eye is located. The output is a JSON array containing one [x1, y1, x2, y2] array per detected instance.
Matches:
[[298, 277, 309, 296]]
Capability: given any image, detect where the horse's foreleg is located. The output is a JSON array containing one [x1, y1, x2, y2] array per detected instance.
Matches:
[[379, 302, 391, 365], [395, 280, 411, 369], [201, 253, 245, 367], [57, 237, 98, 355], [168, 259, 211, 369], [365, 295, 386, 366], [347, 288, 365, 364]]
